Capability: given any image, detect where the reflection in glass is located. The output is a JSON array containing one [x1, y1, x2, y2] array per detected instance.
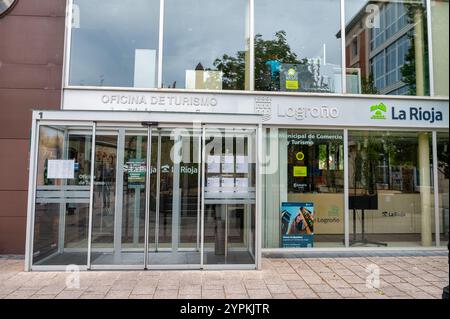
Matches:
[[69, 0, 160, 88], [203, 128, 256, 265], [348, 131, 434, 247], [254, 0, 342, 93], [263, 129, 345, 249], [163, 0, 249, 90], [120, 134, 148, 264], [345, 0, 430, 95], [148, 129, 202, 265], [90, 134, 118, 265], [33, 126, 92, 266], [437, 132, 449, 246], [431, 0, 449, 96]]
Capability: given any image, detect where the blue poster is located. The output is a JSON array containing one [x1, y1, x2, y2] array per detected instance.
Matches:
[[281, 202, 315, 248]]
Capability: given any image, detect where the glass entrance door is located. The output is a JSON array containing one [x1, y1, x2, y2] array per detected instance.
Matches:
[[202, 127, 257, 267], [147, 128, 202, 267], [31, 122, 258, 270], [90, 128, 148, 267], [89, 126, 202, 268]]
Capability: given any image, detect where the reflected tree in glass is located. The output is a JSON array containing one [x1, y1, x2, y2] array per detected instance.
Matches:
[[401, 2, 429, 96], [213, 31, 332, 92]]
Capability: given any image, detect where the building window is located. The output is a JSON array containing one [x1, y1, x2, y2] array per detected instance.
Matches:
[[346, 0, 430, 96], [69, 0, 160, 88], [431, 0, 449, 96], [162, 0, 250, 90], [352, 38, 359, 58], [255, 0, 342, 93], [263, 129, 345, 249], [348, 131, 435, 247]]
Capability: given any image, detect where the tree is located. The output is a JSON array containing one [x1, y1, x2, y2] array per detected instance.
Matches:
[[213, 30, 331, 92], [361, 74, 379, 94], [401, 2, 429, 96]]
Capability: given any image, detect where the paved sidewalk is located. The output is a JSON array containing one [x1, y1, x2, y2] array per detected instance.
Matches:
[[0, 255, 447, 299]]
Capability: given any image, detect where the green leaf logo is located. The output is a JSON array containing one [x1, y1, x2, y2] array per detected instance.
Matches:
[[370, 102, 387, 120]]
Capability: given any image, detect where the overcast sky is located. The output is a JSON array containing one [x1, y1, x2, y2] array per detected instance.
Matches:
[[70, 0, 376, 88]]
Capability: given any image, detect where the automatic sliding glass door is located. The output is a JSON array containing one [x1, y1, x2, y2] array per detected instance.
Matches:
[[31, 121, 259, 270], [32, 125, 93, 267], [90, 128, 148, 267], [147, 128, 202, 267], [202, 127, 257, 267]]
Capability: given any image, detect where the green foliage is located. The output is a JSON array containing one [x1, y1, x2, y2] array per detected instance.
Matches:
[[213, 30, 331, 92], [361, 74, 379, 94], [401, 3, 430, 96]]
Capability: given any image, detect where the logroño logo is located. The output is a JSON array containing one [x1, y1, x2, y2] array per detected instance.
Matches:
[[0, 0, 17, 18], [370, 102, 387, 120]]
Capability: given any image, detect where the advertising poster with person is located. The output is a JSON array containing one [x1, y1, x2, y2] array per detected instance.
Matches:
[[281, 202, 315, 248]]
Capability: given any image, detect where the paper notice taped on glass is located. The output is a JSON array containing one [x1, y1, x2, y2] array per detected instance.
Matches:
[[207, 177, 220, 192], [221, 177, 235, 192], [235, 177, 249, 190], [207, 155, 221, 173], [236, 155, 248, 173], [222, 155, 235, 173], [47, 160, 75, 179]]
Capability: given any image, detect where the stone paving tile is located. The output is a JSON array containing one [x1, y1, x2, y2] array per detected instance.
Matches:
[[224, 285, 247, 294], [419, 285, 445, 295], [129, 294, 154, 299], [55, 290, 84, 299], [247, 288, 272, 299], [105, 289, 133, 299], [309, 284, 336, 293], [154, 289, 179, 299], [335, 288, 363, 298], [29, 294, 58, 299], [395, 282, 424, 293], [225, 293, 250, 299], [243, 279, 266, 290], [363, 292, 389, 299], [178, 285, 201, 295], [326, 279, 352, 289], [272, 293, 296, 299], [317, 292, 341, 299], [301, 276, 324, 285], [178, 293, 202, 299], [0, 256, 447, 299], [340, 275, 365, 284], [291, 288, 319, 299], [202, 289, 226, 299], [85, 285, 112, 294], [79, 293, 107, 299], [266, 284, 291, 294], [4, 288, 39, 299]]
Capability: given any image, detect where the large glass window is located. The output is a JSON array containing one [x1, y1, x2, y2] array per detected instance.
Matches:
[[162, 0, 250, 90], [348, 131, 435, 247], [69, 0, 160, 88], [255, 0, 342, 93], [263, 129, 345, 249], [431, 0, 449, 96], [345, 0, 430, 95], [437, 132, 449, 246]]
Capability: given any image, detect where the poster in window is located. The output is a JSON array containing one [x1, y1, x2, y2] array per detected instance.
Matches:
[[281, 202, 315, 248]]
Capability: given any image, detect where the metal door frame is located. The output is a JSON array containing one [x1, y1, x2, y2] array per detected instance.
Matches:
[[26, 110, 262, 271]]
